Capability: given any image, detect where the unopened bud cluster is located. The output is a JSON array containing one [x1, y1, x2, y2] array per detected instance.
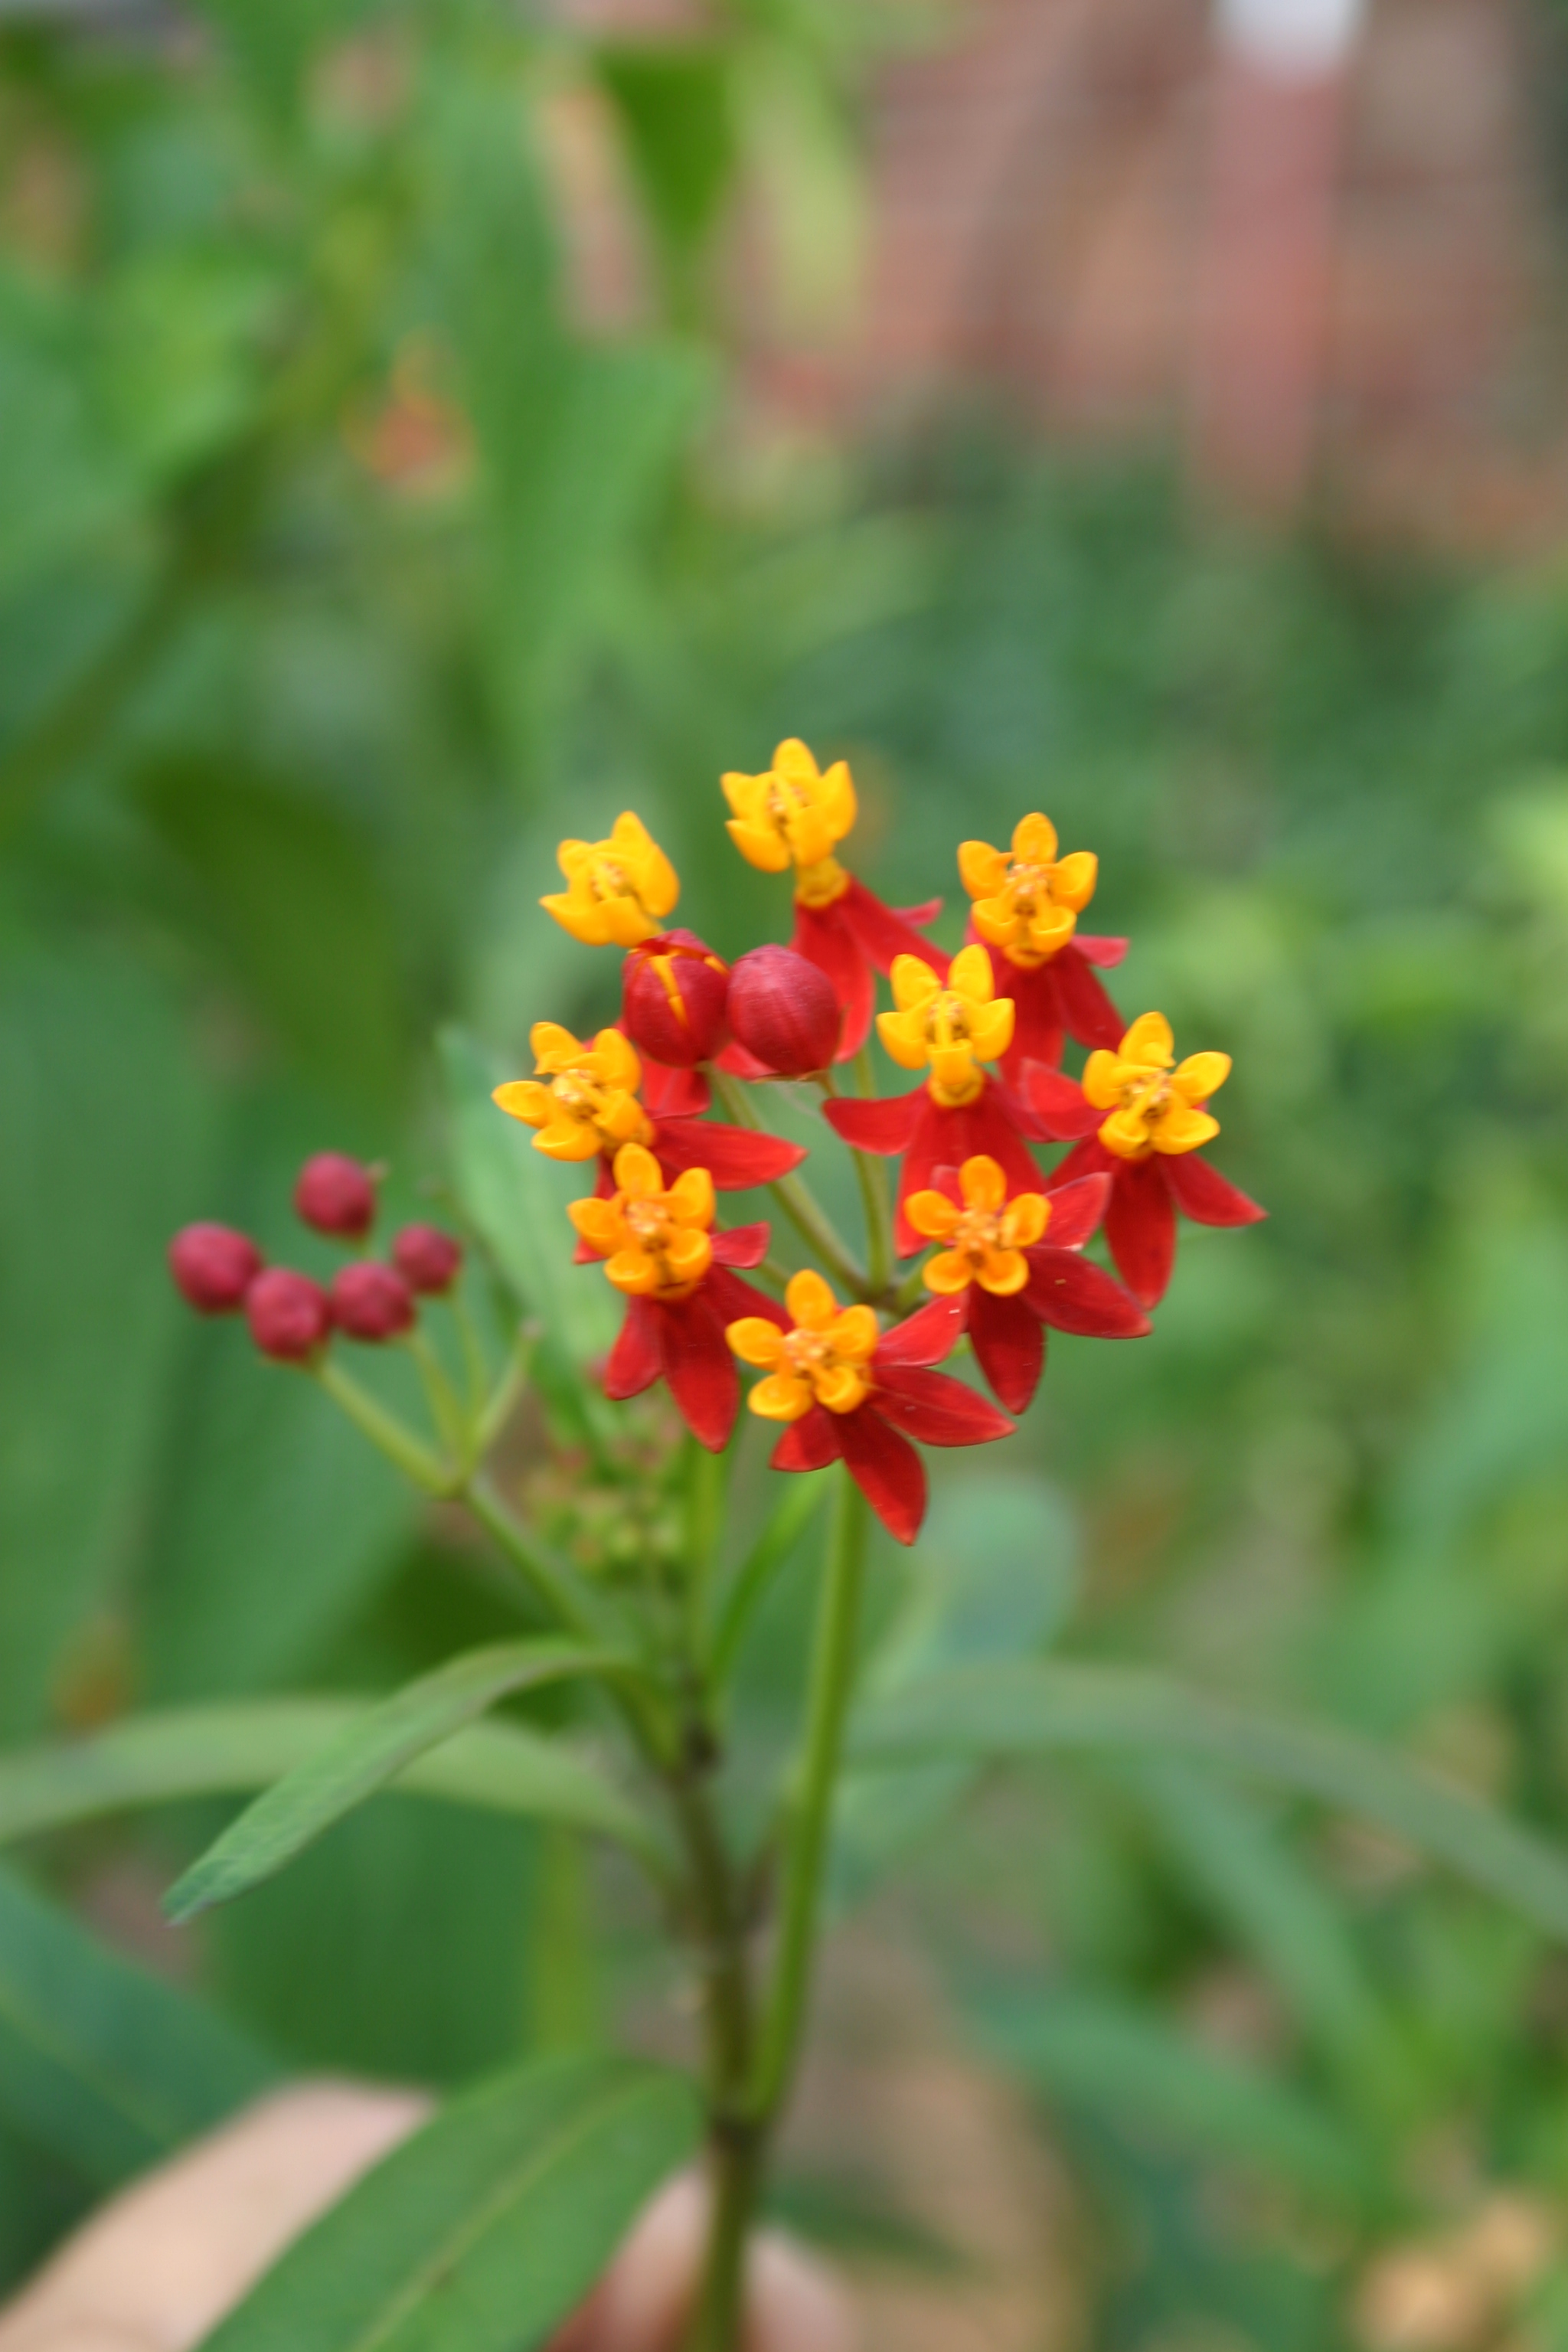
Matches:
[[168, 1152, 463, 1364], [616, 929, 841, 1080]]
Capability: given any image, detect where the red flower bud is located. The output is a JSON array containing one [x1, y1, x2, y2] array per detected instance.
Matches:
[[168, 1223, 263, 1315], [331, 1261, 416, 1341], [727, 945, 841, 1077], [247, 1268, 333, 1361], [393, 1223, 464, 1295], [294, 1152, 377, 1239], [621, 930, 730, 1068]]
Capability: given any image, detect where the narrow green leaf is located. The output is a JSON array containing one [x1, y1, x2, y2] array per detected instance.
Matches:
[[851, 1661, 1568, 1939], [166, 1642, 628, 1921], [0, 1700, 659, 1868], [0, 1862, 276, 2186], [970, 1987, 1370, 2207], [201, 2053, 698, 2352]]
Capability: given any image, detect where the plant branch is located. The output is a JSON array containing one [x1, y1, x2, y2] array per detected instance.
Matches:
[[748, 1467, 868, 2122]]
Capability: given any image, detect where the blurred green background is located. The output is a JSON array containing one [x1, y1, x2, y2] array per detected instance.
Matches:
[[8, 2, 1568, 2344]]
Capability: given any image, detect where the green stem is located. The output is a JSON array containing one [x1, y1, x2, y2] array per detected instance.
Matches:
[[451, 1289, 491, 1420], [824, 1066, 893, 1299], [749, 1468, 869, 2122], [708, 1472, 832, 1686], [684, 1439, 727, 1661], [710, 1070, 867, 1299], [314, 1359, 451, 1493], [405, 1325, 470, 1466]]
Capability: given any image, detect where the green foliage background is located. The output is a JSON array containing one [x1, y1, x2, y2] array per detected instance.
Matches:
[[7, 1, 1568, 2341]]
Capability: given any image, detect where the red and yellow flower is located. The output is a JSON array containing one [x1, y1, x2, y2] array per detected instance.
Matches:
[[823, 946, 1044, 1253], [1021, 1012, 1264, 1306], [722, 740, 939, 1060], [570, 1144, 787, 1451], [726, 1270, 1012, 1544], [905, 1156, 1148, 1413], [959, 812, 1127, 1076], [493, 1024, 805, 1194], [541, 812, 680, 949]]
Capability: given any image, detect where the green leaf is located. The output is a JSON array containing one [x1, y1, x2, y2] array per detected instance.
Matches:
[[166, 1642, 631, 1921], [851, 1661, 1568, 1939], [0, 1699, 659, 1868], [0, 948, 214, 1734], [201, 2053, 698, 2352], [598, 46, 737, 307], [0, 1861, 276, 2187], [970, 1986, 1371, 2207]]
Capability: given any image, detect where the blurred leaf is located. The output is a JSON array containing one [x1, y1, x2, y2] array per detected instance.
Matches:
[[423, 62, 704, 768], [0, 949, 214, 1736], [202, 2053, 698, 2352], [138, 762, 407, 1112], [970, 1984, 1370, 2207], [833, 1472, 1080, 1902], [139, 1326, 411, 1704], [852, 1661, 1568, 1938], [598, 45, 736, 309], [167, 1639, 633, 1920], [0, 1860, 275, 2187], [194, 0, 377, 122], [97, 247, 279, 484], [0, 274, 139, 598], [0, 1699, 658, 1864], [1129, 1760, 1413, 2136]]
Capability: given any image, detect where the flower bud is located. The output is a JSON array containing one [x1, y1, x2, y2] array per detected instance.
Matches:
[[621, 930, 730, 1068], [727, 945, 841, 1077], [331, 1261, 416, 1342], [393, 1223, 464, 1295], [294, 1152, 377, 1239], [168, 1223, 263, 1315], [247, 1268, 333, 1361]]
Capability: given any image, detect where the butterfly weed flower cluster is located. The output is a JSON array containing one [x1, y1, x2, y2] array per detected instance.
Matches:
[[165, 742, 1263, 2352]]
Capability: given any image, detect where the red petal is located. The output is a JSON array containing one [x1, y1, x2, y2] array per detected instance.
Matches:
[[873, 1364, 1015, 1447], [839, 876, 941, 975], [823, 1089, 924, 1155], [896, 897, 943, 927], [875, 1292, 966, 1369], [836, 1406, 928, 1545], [714, 1039, 774, 1081], [710, 1221, 770, 1269], [1041, 1171, 1110, 1250], [655, 1294, 740, 1452], [1054, 943, 1126, 1051], [1018, 1063, 1101, 1139], [773, 1404, 842, 1473], [706, 1264, 792, 1329], [996, 956, 1064, 1086], [1104, 1160, 1178, 1308], [1049, 1135, 1115, 1188], [968, 1285, 1044, 1414], [1164, 1152, 1267, 1228], [1023, 1246, 1152, 1337], [642, 1062, 710, 1118], [654, 1116, 807, 1189], [1072, 934, 1128, 969], [603, 1298, 662, 1399], [792, 900, 873, 1060]]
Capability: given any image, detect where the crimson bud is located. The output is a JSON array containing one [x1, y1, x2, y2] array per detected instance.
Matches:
[[295, 1152, 377, 1239], [331, 1261, 416, 1341], [621, 930, 730, 1068], [727, 944, 841, 1077], [168, 1223, 263, 1315], [247, 1268, 333, 1361], [393, 1223, 464, 1295]]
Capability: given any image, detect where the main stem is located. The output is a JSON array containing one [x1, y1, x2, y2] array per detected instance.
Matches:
[[684, 1470, 869, 2349]]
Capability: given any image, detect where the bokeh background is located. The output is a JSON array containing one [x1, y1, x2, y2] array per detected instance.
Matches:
[[9, 0, 1568, 2343]]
